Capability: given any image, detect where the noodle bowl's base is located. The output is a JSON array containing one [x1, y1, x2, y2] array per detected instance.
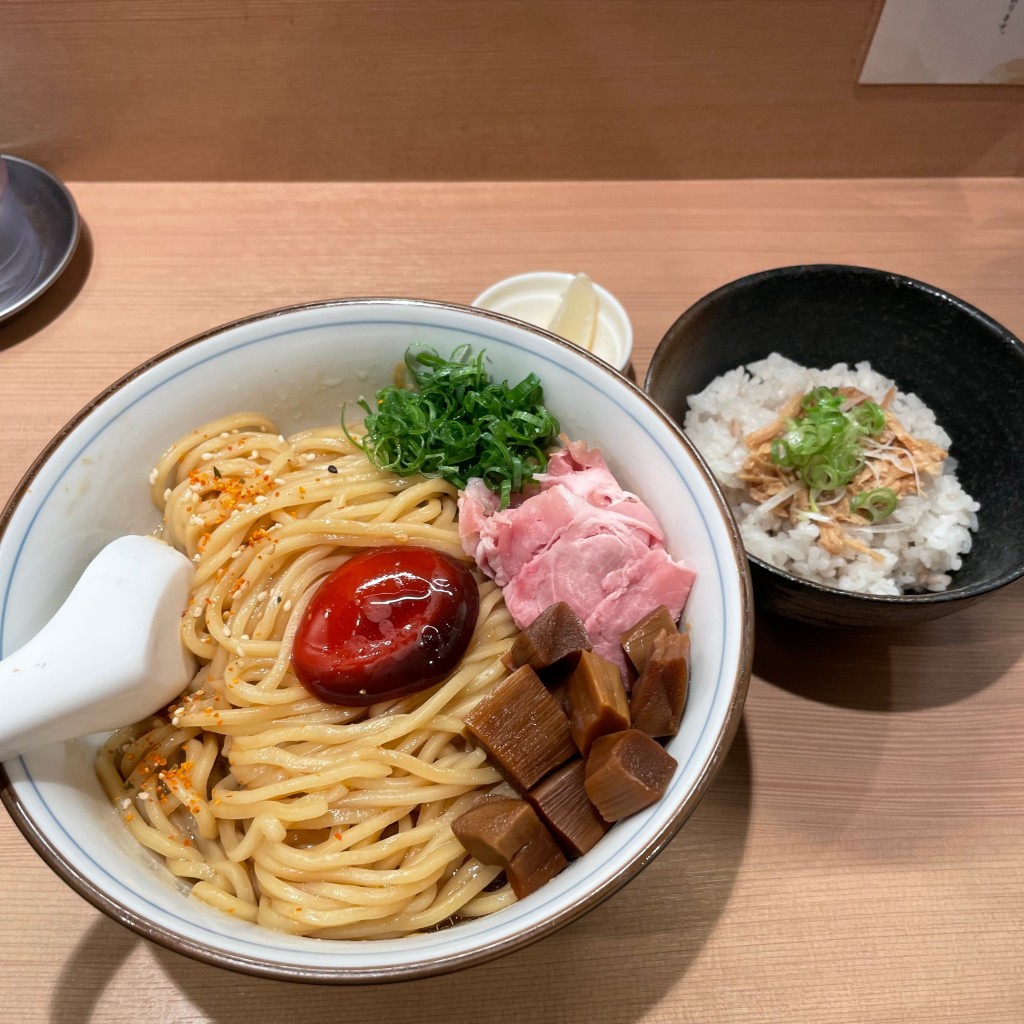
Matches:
[[96, 413, 522, 939]]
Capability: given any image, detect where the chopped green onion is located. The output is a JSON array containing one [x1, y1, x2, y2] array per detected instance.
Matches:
[[851, 402, 885, 434], [804, 456, 843, 492], [801, 386, 842, 413], [781, 420, 832, 458], [850, 487, 898, 523], [770, 386, 888, 502], [831, 443, 865, 480], [344, 344, 560, 509]]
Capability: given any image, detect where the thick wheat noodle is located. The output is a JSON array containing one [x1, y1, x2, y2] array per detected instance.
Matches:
[[97, 412, 518, 937]]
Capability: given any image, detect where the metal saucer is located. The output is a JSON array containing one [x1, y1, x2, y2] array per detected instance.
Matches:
[[0, 155, 81, 325]]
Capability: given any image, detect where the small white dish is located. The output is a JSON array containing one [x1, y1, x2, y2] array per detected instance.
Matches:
[[473, 271, 634, 372]]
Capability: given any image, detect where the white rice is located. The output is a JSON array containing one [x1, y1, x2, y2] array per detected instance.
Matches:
[[684, 354, 980, 595]]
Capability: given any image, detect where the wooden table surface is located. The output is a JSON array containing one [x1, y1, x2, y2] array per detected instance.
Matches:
[[1, 179, 1022, 1023]]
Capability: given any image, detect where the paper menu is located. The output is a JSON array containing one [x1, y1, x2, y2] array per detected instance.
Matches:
[[861, 0, 1024, 84]]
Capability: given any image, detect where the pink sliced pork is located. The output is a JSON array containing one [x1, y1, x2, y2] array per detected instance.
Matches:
[[458, 440, 695, 671]]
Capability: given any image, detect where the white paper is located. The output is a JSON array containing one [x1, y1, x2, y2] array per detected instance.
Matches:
[[861, 0, 1024, 84]]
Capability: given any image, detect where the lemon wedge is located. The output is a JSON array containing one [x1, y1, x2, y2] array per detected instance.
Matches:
[[548, 273, 598, 352]]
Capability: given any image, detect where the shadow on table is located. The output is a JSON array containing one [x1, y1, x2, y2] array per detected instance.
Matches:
[[48, 909, 138, 1024], [0, 222, 93, 352], [50, 723, 752, 1024], [754, 578, 1024, 713]]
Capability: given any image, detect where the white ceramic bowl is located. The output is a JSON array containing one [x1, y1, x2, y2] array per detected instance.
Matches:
[[0, 299, 751, 983]]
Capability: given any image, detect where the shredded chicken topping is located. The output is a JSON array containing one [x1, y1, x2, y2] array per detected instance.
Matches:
[[738, 387, 948, 558]]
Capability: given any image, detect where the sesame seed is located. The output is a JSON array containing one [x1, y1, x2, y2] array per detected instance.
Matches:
[[120, 797, 132, 809], [163, 488, 172, 501], [327, 465, 338, 474], [256, 590, 268, 601], [305, 453, 317, 462], [231, 548, 243, 557], [221, 432, 230, 438], [274, 478, 285, 485], [254, 495, 267, 504], [191, 605, 203, 618], [193, 553, 201, 562], [149, 467, 159, 485], [190, 514, 204, 526], [240, 633, 250, 641], [283, 600, 292, 612], [277, 434, 285, 443], [250, 449, 259, 458], [223, 626, 232, 637], [138, 791, 150, 801], [201, 452, 214, 461]]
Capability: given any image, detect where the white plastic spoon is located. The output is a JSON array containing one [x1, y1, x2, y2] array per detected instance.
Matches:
[[0, 535, 195, 762]]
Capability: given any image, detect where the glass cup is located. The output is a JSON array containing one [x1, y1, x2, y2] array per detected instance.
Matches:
[[0, 157, 44, 303]]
